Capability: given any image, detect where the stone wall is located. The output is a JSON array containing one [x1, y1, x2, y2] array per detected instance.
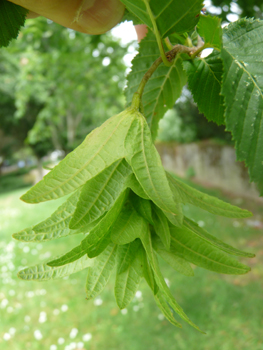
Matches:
[[156, 141, 262, 201]]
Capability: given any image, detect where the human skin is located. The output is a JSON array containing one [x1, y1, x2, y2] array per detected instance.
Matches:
[[8, 0, 125, 34]]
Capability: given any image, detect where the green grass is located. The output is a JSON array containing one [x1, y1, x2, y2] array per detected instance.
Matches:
[[0, 186, 263, 350]]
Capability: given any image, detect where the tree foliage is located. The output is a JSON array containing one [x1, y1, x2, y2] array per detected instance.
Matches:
[[1, 0, 261, 331]]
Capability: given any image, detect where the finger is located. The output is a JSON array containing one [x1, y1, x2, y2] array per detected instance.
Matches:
[[8, 0, 125, 34], [135, 24, 148, 42]]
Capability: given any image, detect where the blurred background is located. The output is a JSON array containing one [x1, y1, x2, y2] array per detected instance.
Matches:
[[0, 1, 263, 349]]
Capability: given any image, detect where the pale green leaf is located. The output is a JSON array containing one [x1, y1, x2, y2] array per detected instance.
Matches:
[[120, 0, 203, 37], [115, 248, 143, 309], [17, 255, 93, 281], [81, 190, 128, 258], [21, 109, 136, 203], [111, 201, 148, 245], [140, 227, 203, 332], [69, 159, 132, 229], [125, 115, 181, 225], [184, 218, 255, 258], [130, 192, 154, 224], [86, 243, 117, 300], [154, 291, 182, 328], [169, 223, 251, 275], [167, 172, 252, 218], [152, 205, 171, 250], [184, 51, 225, 125], [0, 0, 27, 48], [197, 14, 222, 50], [13, 188, 104, 242], [221, 18, 263, 194], [153, 236, 194, 276], [126, 32, 187, 139], [116, 239, 141, 274]]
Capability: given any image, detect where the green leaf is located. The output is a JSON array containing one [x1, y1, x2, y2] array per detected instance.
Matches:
[[17, 255, 93, 281], [154, 291, 182, 328], [116, 239, 141, 274], [169, 223, 251, 275], [221, 18, 263, 194], [140, 247, 159, 295], [69, 159, 132, 229], [13, 188, 105, 242], [152, 205, 171, 249], [139, 227, 203, 332], [126, 174, 149, 200], [85, 243, 117, 300], [167, 172, 252, 218], [126, 32, 187, 139], [153, 237, 194, 276], [120, 0, 203, 37], [81, 190, 128, 258], [197, 14, 222, 50], [184, 51, 225, 125], [111, 201, 148, 245], [21, 109, 136, 203], [0, 0, 27, 48], [125, 114, 181, 225], [47, 244, 88, 267], [115, 247, 143, 309], [184, 218, 255, 258], [130, 192, 154, 224]]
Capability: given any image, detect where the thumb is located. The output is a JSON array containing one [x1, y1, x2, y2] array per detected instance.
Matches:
[[8, 0, 125, 34]]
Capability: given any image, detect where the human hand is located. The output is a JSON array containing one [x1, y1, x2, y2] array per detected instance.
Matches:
[[8, 0, 125, 35]]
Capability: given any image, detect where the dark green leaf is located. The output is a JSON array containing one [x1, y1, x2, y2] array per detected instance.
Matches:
[[0, 0, 27, 48], [120, 0, 203, 37], [126, 32, 187, 139], [197, 14, 222, 50], [221, 18, 263, 194], [184, 51, 225, 125]]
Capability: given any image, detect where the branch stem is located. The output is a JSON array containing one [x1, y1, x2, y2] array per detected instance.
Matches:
[[142, 0, 172, 67], [131, 45, 193, 110]]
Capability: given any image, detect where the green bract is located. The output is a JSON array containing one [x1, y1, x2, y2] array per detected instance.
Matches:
[[14, 105, 254, 331]]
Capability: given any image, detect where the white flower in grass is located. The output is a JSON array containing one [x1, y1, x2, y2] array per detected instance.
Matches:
[[61, 304, 68, 312], [3, 333, 11, 341], [135, 290, 142, 299], [39, 311, 47, 323], [82, 333, 92, 342], [94, 297, 103, 306], [58, 337, 65, 345], [50, 345, 57, 350], [34, 330, 43, 340], [77, 341, 84, 349], [121, 308, 128, 315], [53, 309, 60, 315], [69, 328, 78, 339], [9, 327, 16, 335], [158, 313, 165, 321]]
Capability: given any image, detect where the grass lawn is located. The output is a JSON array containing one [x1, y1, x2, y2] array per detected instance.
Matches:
[[0, 185, 263, 350]]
